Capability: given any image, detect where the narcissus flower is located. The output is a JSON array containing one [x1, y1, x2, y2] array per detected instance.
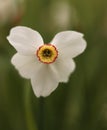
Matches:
[[7, 26, 87, 97]]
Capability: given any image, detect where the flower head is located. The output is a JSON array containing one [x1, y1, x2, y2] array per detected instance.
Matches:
[[7, 26, 87, 97]]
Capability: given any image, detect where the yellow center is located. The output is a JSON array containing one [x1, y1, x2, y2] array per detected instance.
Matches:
[[36, 44, 58, 64]]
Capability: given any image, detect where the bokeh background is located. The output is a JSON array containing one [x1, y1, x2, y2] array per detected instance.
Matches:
[[0, 0, 107, 130]]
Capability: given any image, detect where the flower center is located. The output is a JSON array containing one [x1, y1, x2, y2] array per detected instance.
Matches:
[[36, 44, 58, 64]]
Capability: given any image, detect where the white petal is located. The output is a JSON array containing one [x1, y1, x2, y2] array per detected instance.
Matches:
[[51, 31, 87, 58], [11, 53, 42, 79], [50, 58, 75, 83], [31, 65, 59, 97], [7, 26, 44, 55]]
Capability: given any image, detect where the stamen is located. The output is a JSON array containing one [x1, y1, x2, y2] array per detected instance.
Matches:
[[36, 44, 58, 64]]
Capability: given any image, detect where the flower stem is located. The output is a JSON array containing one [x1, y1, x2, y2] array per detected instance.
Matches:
[[24, 82, 37, 130], [38, 97, 45, 130]]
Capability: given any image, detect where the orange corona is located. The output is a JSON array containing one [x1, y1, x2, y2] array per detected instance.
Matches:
[[36, 44, 58, 64]]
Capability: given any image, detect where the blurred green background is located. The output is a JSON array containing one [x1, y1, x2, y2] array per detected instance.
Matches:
[[0, 0, 107, 130]]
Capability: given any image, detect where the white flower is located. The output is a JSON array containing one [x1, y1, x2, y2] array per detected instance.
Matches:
[[7, 26, 87, 97]]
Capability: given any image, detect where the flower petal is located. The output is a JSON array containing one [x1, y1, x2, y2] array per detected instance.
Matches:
[[50, 58, 75, 82], [11, 53, 42, 79], [31, 65, 59, 97], [7, 26, 44, 55], [51, 31, 87, 58]]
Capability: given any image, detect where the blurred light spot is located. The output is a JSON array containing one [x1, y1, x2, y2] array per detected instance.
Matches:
[[0, 0, 25, 26], [50, 1, 78, 29]]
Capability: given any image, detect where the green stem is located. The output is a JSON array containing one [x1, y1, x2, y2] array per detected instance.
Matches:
[[24, 82, 37, 130], [38, 97, 45, 130]]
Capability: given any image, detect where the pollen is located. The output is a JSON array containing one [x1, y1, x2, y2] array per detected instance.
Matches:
[[36, 44, 58, 64]]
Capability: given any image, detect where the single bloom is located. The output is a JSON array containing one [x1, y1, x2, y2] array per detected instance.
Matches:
[[7, 26, 87, 97]]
